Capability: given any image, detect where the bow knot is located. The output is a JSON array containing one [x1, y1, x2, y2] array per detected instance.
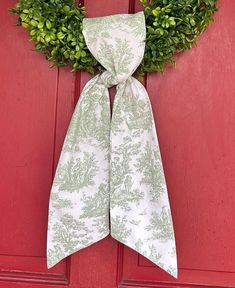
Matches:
[[100, 71, 120, 88]]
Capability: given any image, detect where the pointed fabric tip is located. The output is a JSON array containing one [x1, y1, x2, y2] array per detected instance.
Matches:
[[47, 11, 178, 278]]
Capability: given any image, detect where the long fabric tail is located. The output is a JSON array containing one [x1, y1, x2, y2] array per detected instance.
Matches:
[[47, 75, 110, 268], [110, 77, 177, 277]]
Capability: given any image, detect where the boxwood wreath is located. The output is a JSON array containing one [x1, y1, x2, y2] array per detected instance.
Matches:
[[10, 0, 217, 74]]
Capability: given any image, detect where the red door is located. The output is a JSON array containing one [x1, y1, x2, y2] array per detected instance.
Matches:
[[1, 0, 235, 287]]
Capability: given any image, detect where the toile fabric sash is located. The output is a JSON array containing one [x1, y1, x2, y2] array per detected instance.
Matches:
[[47, 11, 178, 278]]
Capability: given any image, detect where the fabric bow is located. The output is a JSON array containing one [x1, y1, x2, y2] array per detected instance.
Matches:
[[47, 11, 178, 278]]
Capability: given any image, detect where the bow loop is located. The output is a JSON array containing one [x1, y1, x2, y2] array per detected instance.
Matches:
[[82, 12, 146, 80]]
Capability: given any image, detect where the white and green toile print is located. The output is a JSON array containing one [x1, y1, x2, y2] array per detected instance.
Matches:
[[47, 11, 178, 278]]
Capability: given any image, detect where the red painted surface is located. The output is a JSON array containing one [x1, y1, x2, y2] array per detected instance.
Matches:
[[1, 0, 235, 287]]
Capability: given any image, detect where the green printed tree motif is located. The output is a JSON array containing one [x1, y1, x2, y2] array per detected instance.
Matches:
[[135, 241, 163, 262], [83, 17, 113, 44], [77, 88, 110, 145], [114, 38, 134, 75], [134, 239, 144, 252], [53, 152, 98, 192], [134, 241, 163, 267], [111, 175, 144, 211], [122, 96, 152, 132], [80, 183, 109, 234], [112, 93, 152, 135], [135, 143, 166, 202], [146, 207, 174, 242], [126, 14, 146, 38], [97, 42, 115, 72], [63, 86, 110, 152], [47, 244, 64, 269], [84, 13, 144, 45], [97, 38, 134, 75], [92, 217, 109, 235], [111, 215, 131, 241], [80, 183, 109, 218], [148, 244, 163, 264], [111, 136, 141, 188], [52, 214, 92, 253], [50, 193, 73, 209], [111, 102, 125, 134]]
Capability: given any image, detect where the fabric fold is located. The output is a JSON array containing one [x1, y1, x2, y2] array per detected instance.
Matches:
[[47, 11, 178, 278]]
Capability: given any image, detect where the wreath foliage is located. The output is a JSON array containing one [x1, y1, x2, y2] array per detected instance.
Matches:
[[10, 0, 217, 74]]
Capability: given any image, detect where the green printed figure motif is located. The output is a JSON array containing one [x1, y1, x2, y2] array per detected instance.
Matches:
[[47, 12, 178, 278]]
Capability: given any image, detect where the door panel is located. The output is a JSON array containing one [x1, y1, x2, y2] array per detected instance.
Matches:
[[0, 0, 71, 285], [119, 0, 235, 287]]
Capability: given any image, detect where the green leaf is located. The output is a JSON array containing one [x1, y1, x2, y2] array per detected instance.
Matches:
[[190, 18, 196, 26], [30, 20, 38, 27], [20, 13, 27, 21], [46, 20, 52, 29], [30, 29, 36, 36], [63, 5, 70, 12], [38, 22, 44, 29], [45, 35, 51, 42], [81, 50, 86, 57], [57, 32, 65, 39]]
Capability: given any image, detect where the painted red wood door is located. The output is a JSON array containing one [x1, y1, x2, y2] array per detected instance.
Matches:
[[1, 0, 235, 287]]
